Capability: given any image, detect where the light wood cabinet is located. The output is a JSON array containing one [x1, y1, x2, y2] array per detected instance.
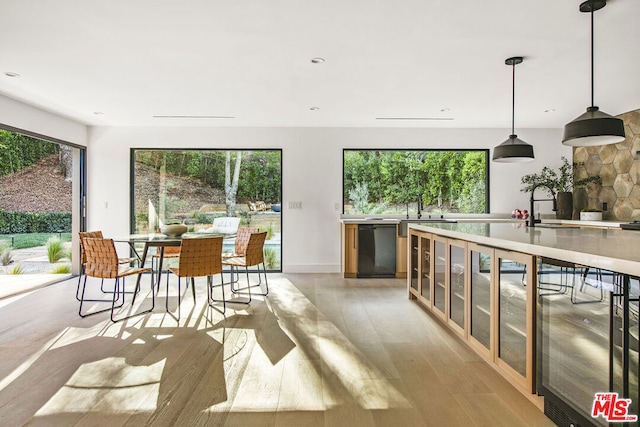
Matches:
[[343, 224, 358, 278], [396, 236, 407, 278], [407, 228, 536, 396]]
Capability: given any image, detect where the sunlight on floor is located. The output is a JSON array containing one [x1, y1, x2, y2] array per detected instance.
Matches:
[[34, 357, 165, 415], [4, 275, 412, 420]]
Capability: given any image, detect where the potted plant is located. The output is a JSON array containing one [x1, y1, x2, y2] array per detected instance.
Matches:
[[520, 157, 573, 220], [520, 157, 601, 220]]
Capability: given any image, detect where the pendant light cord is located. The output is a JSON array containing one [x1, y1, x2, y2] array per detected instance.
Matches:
[[511, 61, 516, 136], [590, 7, 595, 107]]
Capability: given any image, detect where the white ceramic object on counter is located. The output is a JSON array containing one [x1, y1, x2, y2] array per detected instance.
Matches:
[[580, 211, 603, 221]]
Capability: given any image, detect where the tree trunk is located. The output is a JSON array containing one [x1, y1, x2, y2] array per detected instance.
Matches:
[[59, 145, 73, 181], [225, 151, 242, 217]]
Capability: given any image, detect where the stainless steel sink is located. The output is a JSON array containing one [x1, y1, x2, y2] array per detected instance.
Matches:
[[397, 219, 457, 236]]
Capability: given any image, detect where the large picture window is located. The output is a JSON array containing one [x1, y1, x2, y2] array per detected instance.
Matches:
[[131, 149, 282, 270], [343, 149, 489, 215]]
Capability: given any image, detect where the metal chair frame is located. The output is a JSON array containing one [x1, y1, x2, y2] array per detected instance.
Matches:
[[223, 231, 269, 299], [166, 236, 230, 319], [76, 231, 139, 302]]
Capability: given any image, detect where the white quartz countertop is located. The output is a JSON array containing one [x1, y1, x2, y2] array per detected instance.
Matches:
[[408, 222, 639, 277]]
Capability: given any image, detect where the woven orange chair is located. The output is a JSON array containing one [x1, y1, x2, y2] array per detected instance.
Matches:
[[79, 237, 152, 322], [222, 231, 268, 300], [166, 236, 227, 318], [222, 227, 259, 258], [77, 231, 139, 301]]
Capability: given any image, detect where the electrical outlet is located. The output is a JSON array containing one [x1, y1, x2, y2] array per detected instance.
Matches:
[[288, 201, 302, 209], [602, 202, 607, 211]]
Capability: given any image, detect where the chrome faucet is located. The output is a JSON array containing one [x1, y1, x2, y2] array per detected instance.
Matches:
[[528, 184, 557, 227]]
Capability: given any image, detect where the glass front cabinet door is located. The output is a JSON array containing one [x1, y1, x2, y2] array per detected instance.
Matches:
[[495, 249, 535, 393], [447, 239, 466, 335], [468, 243, 493, 361], [408, 230, 433, 307]]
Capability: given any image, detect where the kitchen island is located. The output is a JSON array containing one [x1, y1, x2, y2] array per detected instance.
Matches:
[[407, 221, 639, 426]]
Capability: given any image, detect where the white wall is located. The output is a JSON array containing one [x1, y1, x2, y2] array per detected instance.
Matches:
[[88, 126, 571, 273], [0, 94, 87, 145]]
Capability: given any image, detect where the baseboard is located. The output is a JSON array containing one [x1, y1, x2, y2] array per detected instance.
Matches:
[[282, 264, 341, 273]]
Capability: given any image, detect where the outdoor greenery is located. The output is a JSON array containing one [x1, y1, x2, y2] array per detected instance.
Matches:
[[0, 211, 71, 234], [135, 150, 282, 203], [0, 241, 13, 266], [0, 233, 72, 250], [344, 150, 488, 214], [263, 247, 278, 270], [6, 264, 24, 275], [0, 130, 59, 177], [50, 263, 72, 274], [46, 237, 69, 263]]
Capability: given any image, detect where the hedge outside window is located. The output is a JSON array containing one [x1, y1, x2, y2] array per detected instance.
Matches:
[[343, 149, 489, 215]]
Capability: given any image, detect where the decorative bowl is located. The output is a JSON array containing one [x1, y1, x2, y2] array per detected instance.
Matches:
[[161, 223, 188, 237]]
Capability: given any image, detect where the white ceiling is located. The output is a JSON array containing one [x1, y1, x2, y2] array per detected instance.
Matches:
[[1, 0, 638, 129]]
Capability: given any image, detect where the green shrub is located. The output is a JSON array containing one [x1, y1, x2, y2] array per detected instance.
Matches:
[[50, 263, 72, 274], [6, 264, 24, 275], [0, 211, 71, 234], [263, 247, 278, 270], [0, 246, 13, 266], [46, 237, 65, 263], [260, 223, 274, 241]]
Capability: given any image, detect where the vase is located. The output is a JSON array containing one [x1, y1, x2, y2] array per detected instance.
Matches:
[[555, 191, 573, 220]]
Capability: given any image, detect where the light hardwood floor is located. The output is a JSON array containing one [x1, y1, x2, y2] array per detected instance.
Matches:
[[0, 273, 554, 426]]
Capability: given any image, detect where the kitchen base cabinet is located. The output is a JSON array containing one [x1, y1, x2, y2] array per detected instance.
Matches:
[[407, 228, 537, 397], [343, 224, 358, 278], [343, 223, 404, 278]]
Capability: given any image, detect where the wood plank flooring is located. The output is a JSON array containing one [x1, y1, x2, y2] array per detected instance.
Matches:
[[0, 273, 554, 426]]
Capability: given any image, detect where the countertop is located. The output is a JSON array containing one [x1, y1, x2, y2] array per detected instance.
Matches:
[[408, 222, 639, 277]]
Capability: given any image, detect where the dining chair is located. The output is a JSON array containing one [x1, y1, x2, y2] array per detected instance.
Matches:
[[165, 236, 227, 318], [77, 230, 139, 301], [152, 245, 181, 284], [222, 231, 268, 300], [223, 227, 259, 258], [79, 237, 152, 322]]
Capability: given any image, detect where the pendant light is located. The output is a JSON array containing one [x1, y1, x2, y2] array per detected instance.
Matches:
[[562, 0, 625, 146], [492, 56, 534, 162]]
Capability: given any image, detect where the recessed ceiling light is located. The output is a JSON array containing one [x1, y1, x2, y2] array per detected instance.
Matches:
[[440, 108, 451, 112], [4, 72, 20, 77], [310, 57, 325, 64], [310, 107, 320, 111], [93, 111, 104, 115], [544, 109, 556, 113]]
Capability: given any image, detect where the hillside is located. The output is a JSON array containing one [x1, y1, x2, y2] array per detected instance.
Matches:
[[0, 155, 71, 212], [0, 155, 227, 215]]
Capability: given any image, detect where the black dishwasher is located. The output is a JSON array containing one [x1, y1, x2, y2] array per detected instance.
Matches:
[[357, 224, 397, 278]]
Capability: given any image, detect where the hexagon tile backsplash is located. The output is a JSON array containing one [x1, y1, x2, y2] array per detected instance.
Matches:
[[573, 108, 640, 221]]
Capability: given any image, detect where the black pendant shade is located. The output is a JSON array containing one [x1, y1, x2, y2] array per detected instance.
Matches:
[[562, 0, 625, 146], [492, 56, 534, 162], [493, 135, 535, 163]]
